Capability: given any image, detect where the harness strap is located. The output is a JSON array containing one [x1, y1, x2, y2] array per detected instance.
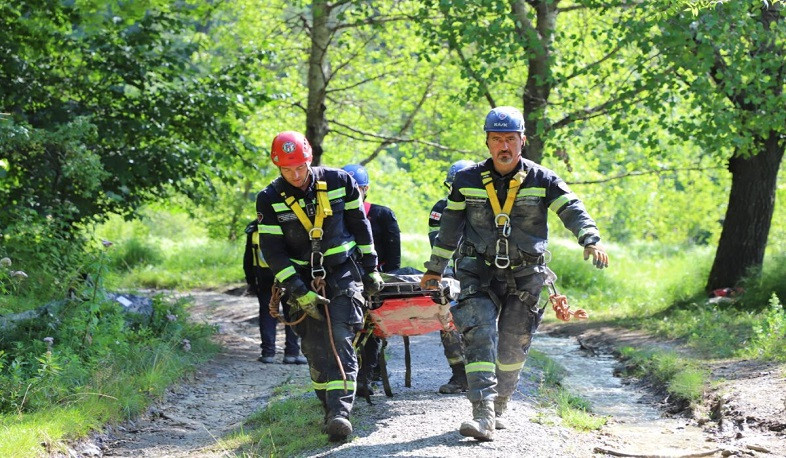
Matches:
[[480, 169, 528, 268], [280, 180, 331, 240], [280, 180, 332, 278], [480, 169, 527, 229]]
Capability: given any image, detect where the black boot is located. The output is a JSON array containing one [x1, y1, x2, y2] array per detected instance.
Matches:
[[439, 363, 468, 394]]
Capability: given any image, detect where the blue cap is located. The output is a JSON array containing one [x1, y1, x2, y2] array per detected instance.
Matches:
[[342, 164, 370, 186], [483, 106, 525, 133]]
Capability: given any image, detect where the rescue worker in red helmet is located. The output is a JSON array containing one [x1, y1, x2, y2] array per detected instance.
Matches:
[[421, 107, 609, 441], [256, 131, 384, 442]]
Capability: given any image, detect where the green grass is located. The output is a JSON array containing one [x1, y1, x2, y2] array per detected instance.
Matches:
[[220, 380, 328, 457], [527, 350, 608, 431], [618, 347, 707, 403], [0, 337, 218, 457]]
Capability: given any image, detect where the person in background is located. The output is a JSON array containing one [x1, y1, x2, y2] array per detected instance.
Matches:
[[427, 159, 476, 395], [342, 164, 401, 397], [243, 218, 307, 364], [421, 106, 608, 441], [255, 131, 383, 442]]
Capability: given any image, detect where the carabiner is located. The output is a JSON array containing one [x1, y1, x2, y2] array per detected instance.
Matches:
[[495, 238, 510, 268], [495, 213, 512, 238]]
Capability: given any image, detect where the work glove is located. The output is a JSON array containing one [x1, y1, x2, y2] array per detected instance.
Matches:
[[583, 243, 609, 269], [363, 271, 384, 296], [419, 270, 442, 291], [287, 291, 329, 321]]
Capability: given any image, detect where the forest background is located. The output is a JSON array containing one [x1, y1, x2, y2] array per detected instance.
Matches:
[[0, 0, 784, 456]]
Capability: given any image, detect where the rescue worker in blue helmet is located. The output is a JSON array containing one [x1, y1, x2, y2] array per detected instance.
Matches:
[[256, 131, 384, 442], [420, 107, 608, 441], [342, 164, 401, 397], [428, 160, 475, 394]]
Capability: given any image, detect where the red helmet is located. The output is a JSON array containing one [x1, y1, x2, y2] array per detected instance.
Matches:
[[270, 131, 313, 167]]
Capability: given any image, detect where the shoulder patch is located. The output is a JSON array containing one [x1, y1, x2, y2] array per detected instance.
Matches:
[[430, 211, 442, 221]]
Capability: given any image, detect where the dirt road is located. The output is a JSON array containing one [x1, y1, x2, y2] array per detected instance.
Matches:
[[79, 290, 786, 457]]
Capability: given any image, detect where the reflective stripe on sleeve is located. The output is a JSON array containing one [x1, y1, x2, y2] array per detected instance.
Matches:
[[327, 188, 346, 200], [258, 224, 283, 235], [548, 193, 576, 213], [345, 196, 362, 210], [358, 243, 375, 255], [465, 361, 496, 374], [275, 265, 296, 282], [431, 245, 454, 260], [445, 199, 466, 211]]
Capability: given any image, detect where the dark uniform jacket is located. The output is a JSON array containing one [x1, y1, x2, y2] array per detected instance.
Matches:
[[256, 166, 378, 297], [366, 203, 401, 273], [243, 219, 271, 293], [426, 157, 600, 274]]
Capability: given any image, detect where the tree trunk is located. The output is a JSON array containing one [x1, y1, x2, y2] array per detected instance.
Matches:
[[511, 0, 557, 165], [706, 133, 784, 292], [306, 0, 332, 166]]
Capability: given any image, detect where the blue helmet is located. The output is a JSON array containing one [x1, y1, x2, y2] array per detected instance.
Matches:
[[342, 164, 370, 186], [483, 106, 525, 133], [445, 160, 475, 185]]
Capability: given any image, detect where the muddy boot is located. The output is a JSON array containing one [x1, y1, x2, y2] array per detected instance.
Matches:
[[439, 364, 468, 394], [459, 400, 495, 441], [324, 415, 352, 442], [494, 396, 509, 430]]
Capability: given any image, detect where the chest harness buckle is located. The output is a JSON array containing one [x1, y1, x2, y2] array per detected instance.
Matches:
[[281, 180, 333, 280], [481, 169, 528, 269]]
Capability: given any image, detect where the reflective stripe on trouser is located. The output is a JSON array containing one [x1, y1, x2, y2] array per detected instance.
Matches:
[[451, 295, 498, 401], [453, 266, 545, 402], [440, 328, 465, 366], [496, 277, 543, 398], [293, 258, 364, 419]]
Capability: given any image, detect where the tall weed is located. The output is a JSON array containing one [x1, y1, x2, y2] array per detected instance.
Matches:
[[745, 294, 786, 361]]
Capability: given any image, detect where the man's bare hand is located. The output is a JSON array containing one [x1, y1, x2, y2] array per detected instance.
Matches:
[[420, 271, 442, 290], [583, 243, 609, 269]]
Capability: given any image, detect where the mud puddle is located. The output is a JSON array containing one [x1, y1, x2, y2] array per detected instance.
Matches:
[[532, 334, 722, 457]]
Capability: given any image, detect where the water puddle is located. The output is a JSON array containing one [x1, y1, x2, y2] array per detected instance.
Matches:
[[531, 334, 721, 457]]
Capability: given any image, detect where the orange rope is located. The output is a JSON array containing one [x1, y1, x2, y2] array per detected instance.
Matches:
[[549, 293, 588, 321], [268, 284, 306, 326]]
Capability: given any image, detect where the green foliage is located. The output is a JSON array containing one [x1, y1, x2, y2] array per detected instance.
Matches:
[[108, 238, 163, 271], [737, 254, 786, 311], [0, 245, 216, 416], [643, 303, 752, 357], [745, 294, 786, 361], [618, 347, 707, 403]]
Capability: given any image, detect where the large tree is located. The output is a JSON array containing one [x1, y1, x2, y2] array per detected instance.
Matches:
[[418, 0, 673, 165], [642, 1, 785, 291]]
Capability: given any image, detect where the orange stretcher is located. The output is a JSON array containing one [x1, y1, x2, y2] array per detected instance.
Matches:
[[360, 273, 459, 397]]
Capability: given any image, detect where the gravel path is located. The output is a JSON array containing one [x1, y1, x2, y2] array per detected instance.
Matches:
[[80, 290, 785, 458]]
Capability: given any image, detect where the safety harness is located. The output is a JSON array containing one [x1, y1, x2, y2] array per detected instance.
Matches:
[[281, 180, 334, 281], [480, 169, 528, 268]]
